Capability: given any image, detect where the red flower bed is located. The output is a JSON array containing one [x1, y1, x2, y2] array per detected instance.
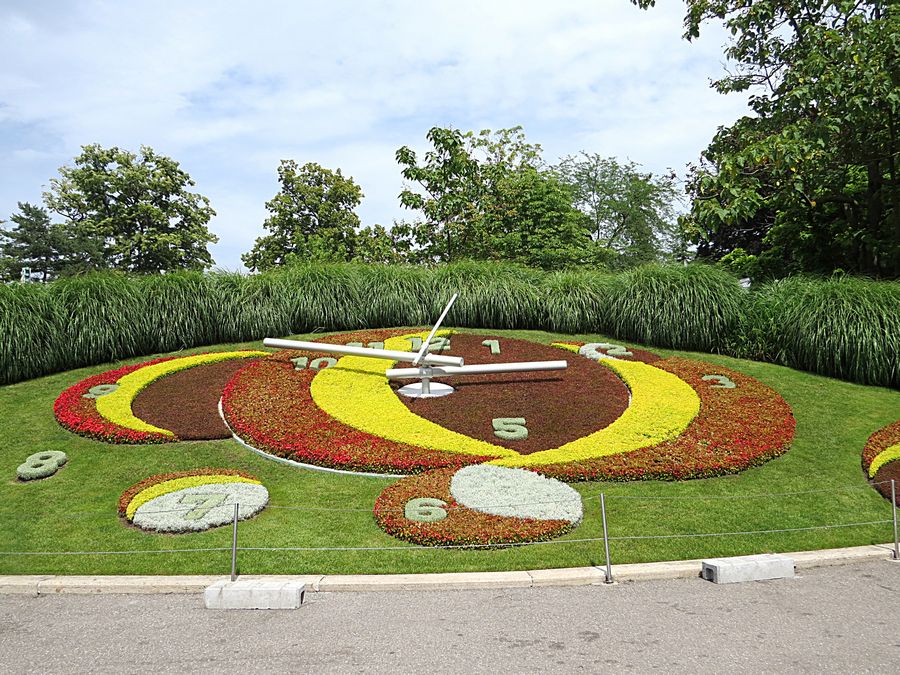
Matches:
[[861, 420, 900, 475], [861, 421, 900, 506], [373, 468, 574, 547], [221, 329, 493, 475], [54, 358, 176, 444], [536, 357, 796, 482]]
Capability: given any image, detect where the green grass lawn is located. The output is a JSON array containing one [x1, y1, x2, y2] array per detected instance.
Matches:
[[1, 327, 897, 576]]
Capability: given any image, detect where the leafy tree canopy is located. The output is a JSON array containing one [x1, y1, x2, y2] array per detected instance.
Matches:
[[556, 153, 680, 267], [635, 0, 900, 279], [242, 161, 362, 272], [44, 144, 218, 274], [395, 126, 595, 268]]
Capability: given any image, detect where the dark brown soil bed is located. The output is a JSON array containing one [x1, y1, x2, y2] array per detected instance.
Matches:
[[390, 334, 630, 454], [873, 460, 900, 506], [132, 358, 260, 440]]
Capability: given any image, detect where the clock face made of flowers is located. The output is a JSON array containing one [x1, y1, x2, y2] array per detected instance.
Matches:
[[54, 301, 796, 546], [220, 328, 796, 547]]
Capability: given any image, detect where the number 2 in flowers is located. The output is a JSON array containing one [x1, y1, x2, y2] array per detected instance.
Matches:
[[493, 418, 528, 441], [581, 343, 633, 360], [701, 374, 737, 389], [179, 493, 228, 520]]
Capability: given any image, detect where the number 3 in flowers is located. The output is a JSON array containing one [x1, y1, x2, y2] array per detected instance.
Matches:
[[493, 418, 528, 441], [701, 374, 737, 389]]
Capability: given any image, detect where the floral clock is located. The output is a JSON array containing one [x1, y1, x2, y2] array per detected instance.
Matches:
[[54, 329, 795, 545], [220, 329, 796, 547]]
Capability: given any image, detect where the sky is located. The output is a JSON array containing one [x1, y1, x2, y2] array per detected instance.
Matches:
[[0, 0, 749, 271]]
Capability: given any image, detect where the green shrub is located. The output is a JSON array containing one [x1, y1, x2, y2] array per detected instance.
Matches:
[[48, 273, 147, 368], [543, 269, 616, 334], [0, 282, 62, 383], [430, 262, 543, 329], [604, 264, 746, 352], [0, 264, 896, 388], [747, 275, 900, 388]]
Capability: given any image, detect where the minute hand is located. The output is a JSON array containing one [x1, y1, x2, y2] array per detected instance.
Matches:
[[386, 360, 568, 379]]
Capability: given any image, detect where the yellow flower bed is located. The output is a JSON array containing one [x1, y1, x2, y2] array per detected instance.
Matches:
[[125, 474, 261, 520], [96, 351, 266, 436], [313, 334, 699, 468], [490, 358, 700, 468], [310, 331, 516, 459], [869, 443, 900, 478], [549, 342, 580, 354]]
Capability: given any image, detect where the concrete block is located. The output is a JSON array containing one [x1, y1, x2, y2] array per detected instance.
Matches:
[[701, 554, 795, 584], [204, 579, 306, 609]]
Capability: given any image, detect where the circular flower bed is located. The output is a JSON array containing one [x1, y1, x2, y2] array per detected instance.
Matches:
[[861, 420, 900, 506], [55, 351, 264, 443], [119, 468, 268, 533], [373, 466, 580, 547]]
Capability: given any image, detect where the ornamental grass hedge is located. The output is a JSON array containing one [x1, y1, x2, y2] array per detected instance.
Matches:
[[1, 262, 897, 388]]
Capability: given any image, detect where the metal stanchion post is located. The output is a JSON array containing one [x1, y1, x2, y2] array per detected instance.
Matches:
[[892, 480, 898, 561], [231, 503, 239, 581], [600, 493, 613, 584]]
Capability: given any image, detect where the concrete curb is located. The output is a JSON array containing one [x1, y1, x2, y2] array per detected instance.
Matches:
[[1, 543, 894, 596]]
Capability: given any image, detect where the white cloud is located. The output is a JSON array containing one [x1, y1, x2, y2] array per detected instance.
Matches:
[[0, 0, 748, 269]]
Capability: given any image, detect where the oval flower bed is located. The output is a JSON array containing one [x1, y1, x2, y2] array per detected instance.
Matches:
[[119, 468, 268, 533], [373, 465, 581, 547], [55, 351, 264, 443], [861, 420, 900, 505]]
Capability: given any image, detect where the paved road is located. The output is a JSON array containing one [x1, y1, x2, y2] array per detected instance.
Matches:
[[1, 560, 898, 673]]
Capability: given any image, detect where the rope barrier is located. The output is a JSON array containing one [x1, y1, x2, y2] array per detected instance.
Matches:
[[0, 547, 231, 556], [0, 518, 891, 556], [607, 519, 893, 541]]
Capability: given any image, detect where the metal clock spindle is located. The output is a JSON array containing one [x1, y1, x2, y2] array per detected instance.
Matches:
[[263, 292, 569, 399]]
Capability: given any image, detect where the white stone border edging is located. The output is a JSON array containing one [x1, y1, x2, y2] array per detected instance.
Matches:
[[1, 542, 894, 595]]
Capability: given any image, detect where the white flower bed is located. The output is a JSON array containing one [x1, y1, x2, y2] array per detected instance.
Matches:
[[450, 465, 583, 523], [132, 482, 269, 533]]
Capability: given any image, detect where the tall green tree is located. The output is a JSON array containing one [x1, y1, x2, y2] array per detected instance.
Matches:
[[556, 153, 679, 267], [242, 161, 362, 272], [395, 126, 592, 268], [635, 0, 900, 278], [0, 203, 61, 281], [0, 202, 105, 281], [44, 144, 218, 273]]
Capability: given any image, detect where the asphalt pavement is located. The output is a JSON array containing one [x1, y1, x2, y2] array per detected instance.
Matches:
[[1, 560, 898, 673]]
